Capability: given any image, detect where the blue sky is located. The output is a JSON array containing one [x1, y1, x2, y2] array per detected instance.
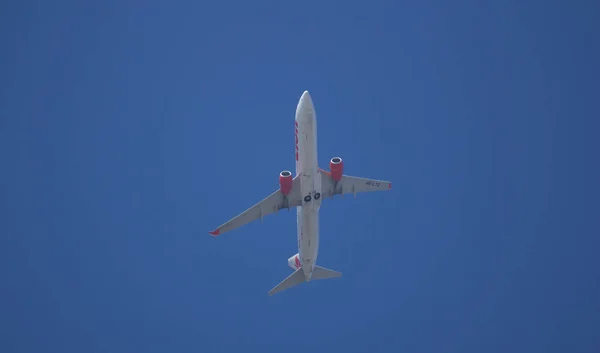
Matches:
[[1, 1, 599, 352]]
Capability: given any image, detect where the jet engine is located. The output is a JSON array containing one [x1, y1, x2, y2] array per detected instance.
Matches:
[[279, 170, 293, 195], [329, 157, 344, 182]]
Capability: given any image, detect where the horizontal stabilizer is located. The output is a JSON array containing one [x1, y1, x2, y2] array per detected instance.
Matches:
[[268, 268, 306, 296], [312, 265, 342, 280]]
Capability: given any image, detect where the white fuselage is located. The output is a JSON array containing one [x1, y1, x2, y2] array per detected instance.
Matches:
[[295, 91, 322, 281]]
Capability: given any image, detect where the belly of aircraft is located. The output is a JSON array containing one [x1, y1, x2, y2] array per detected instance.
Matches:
[[299, 210, 319, 268]]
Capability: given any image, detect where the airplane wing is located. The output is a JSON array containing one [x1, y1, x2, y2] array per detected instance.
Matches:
[[320, 169, 392, 198], [209, 174, 303, 236]]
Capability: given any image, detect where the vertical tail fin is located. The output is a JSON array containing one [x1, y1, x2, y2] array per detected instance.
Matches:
[[268, 268, 306, 296]]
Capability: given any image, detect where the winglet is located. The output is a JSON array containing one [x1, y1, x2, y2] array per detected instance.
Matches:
[[209, 229, 220, 236], [389, 182, 392, 190]]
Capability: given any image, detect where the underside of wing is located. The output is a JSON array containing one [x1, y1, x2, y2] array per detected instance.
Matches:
[[320, 169, 392, 199], [209, 173, 303, 236]]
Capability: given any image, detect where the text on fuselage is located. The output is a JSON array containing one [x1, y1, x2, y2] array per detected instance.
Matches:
[[295, 121, 299, 161]]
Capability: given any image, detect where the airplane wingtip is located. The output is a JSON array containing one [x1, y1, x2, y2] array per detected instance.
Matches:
[[209, 229, 220, 236], [389, 182, 392, 190]]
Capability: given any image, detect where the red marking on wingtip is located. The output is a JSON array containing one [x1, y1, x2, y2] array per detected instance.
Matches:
[[209, 229, 220, 236], [389, 183, 392, 190]]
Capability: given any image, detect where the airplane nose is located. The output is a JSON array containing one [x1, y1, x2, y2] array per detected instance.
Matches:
[[296, 90, 315, 123], [301, 91, 313, 106]]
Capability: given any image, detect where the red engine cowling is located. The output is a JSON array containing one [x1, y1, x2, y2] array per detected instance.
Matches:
[[279, 170, 293, 195], [329, 157, 343, 181]]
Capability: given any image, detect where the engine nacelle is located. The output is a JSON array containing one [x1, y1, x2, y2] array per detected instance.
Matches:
[[279, 170, 293, 195], [329, 157, 344, 182], [288, 253, 302, 270]]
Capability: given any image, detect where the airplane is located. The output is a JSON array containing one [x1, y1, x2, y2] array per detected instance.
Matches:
[[209, 90, 392, 295]]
